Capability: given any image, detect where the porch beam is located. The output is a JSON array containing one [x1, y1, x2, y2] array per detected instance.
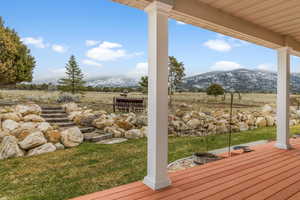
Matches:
[[143, 1, 172, 190], [275, 47, 291, 150], [111, 0, 300, 54]]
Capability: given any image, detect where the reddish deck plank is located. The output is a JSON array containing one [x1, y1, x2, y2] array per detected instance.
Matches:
[[71, 139, 300, 200]]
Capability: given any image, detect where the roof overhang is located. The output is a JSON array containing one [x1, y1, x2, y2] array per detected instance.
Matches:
[[111, 0, 300, 56]]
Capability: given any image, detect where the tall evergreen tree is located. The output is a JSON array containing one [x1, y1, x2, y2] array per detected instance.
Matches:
[[139, 76, 148, 93], [59, 55, 85, 94], [0, 17, 35, 85], [168, 56, 185, 95]]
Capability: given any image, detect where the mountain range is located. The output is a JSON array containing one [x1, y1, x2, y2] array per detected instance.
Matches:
[[33, 68, 300, 93], [182, 68, 300, 93]]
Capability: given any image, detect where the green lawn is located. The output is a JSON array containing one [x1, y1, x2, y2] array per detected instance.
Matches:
[[1, 126, 300, 200]]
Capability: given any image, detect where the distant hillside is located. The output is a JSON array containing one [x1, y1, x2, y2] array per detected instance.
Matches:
[[182, 68, 300, 93], [85, 76, 138, 88], [33, 68, 300, 92]]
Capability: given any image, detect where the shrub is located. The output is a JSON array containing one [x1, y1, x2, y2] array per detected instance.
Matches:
[[206, 84, 225, 98], [57, 93, 80, 103]]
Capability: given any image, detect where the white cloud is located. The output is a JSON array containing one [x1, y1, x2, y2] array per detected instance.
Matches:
[[203, 39, 232, 52], [204, 33, 249, 52], [82, 59, 102, 67], [176, 21, 186, 25], [52, 44, 67, 53], [21, 37, 47, 48], [86, 41, 129, 61], [210, 61, 243, 71], [257, 63, 274, 71], [128, 62, 148, 78], [86, 40, 101, 47], [100, 41, 122, 49]]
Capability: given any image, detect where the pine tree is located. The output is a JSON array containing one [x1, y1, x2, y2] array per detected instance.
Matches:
[[139, 76, 148, 93], [168, 56, 185, 95], [59, 55, 85, 94]]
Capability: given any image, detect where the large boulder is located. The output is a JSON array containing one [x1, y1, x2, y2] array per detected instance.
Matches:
[[37, 122, 52, 133], [14, 129, 32, 141], [216, 124, 228, 134], [238, 122, 249, 131], [2, 120, 19, 132], [77, 113, 98, 126], [182, 114, 192, 123], [18, 131, 47, 150], [92, 118, 114, 129], [255, 117, 267, 128], [125, 129, 143, 139], [265, 115, 275, 127], [0, 136, 24, 160], [115, 120, 134, 130], [27, 143, 56, 157], [23, 114, 45, 123], [295, 110, 300, 118], [262, 104, 273, 114], [19, 122, 37, 130], [60, 127, 83, 147], [68, 111, 82, 121], [0, 131, 9, 143], [15, 104, 41, 116], [175, 109, 185, 118], [290, 119, 298, 126], [186, 119, 201, 129], [140, 126, 148, 137], [104, 127, 125, 138], [246, 115, 255, 126], [62, 103, 81, 113], [0, 112, 22, 122], [45, 130, 61, 143], [135, 115, 147, 127], [171, 120, 188, 130]]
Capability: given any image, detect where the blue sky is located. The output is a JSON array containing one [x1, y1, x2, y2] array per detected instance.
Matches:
[[1, 0, 300, 81]]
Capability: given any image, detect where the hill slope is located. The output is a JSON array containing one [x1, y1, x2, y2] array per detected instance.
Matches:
[[182, 68, 300, 93]]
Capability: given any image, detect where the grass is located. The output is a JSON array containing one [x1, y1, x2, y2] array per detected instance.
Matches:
[[0, 90, 283, 113], [1, 126, 300, 200]]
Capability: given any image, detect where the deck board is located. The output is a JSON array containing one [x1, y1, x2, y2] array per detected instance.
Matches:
[[71, 139, 300, 200]]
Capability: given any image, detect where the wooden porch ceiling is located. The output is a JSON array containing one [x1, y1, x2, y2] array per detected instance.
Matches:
[[111, 0, 300, 55]]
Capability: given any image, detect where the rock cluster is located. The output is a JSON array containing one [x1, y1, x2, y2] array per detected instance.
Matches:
[[63, 103, 147, 139], [0, 103, 83, 160], [169, 104, 300, 136], [64, 103, 300, 139]]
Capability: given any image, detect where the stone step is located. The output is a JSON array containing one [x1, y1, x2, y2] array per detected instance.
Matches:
[[42, 110, 65, 114], [41, 113, 68, 118], [80, 127, 96, 133], [41, 106, 62, 110], [46, 118, 70, 123], [52, 122, 76, 128], [84, 132, 113, 142]]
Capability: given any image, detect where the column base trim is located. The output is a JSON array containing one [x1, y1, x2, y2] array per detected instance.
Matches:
[[143, 176, 171, 190], [275, 142, 291, 150]]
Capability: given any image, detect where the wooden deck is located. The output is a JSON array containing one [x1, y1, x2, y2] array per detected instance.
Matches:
[[71, 138, 300, 200]]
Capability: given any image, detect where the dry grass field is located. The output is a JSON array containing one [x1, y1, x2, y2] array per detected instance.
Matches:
[[0, 89, 288, 113]]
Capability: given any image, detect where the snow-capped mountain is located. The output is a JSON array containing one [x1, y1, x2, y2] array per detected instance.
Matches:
[[182, 68, 300, 93], [85, 76, 138, 87], [33, 68, 300, 92]]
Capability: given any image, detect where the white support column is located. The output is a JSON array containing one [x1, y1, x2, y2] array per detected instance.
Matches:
[[143, 1, 172, 190], [275, 47, 291, 150]]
